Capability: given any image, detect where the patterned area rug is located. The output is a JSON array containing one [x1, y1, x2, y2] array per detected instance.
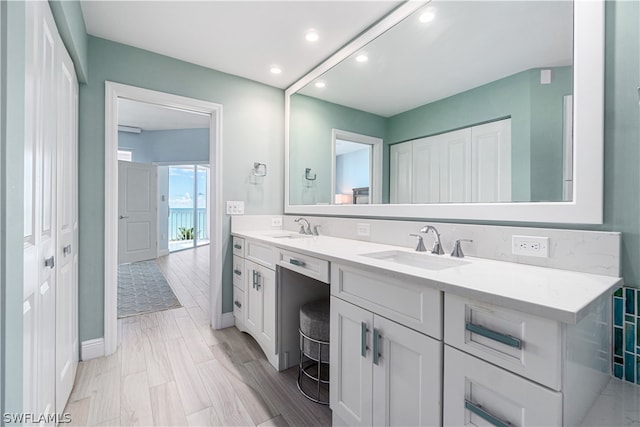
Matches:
[[118, 260, 182, 318]]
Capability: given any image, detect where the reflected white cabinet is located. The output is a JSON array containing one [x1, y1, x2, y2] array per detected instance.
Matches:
[[330, 297, 442, 427], [390, 119, 511, 203]]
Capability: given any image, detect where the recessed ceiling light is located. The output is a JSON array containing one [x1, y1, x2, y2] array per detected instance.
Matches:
[[270, 66, 282, 74], [305, 29, 319, 42], [315, 81, 326, 88], [355, 54, 368, 63], [419, 8, 436, 23]]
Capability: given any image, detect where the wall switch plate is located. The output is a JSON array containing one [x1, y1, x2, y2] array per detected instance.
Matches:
[[512, 235, 549, 258], [226, 201, 244, 215], [271, 217, 283, 227], [356, 223, 371, 237]]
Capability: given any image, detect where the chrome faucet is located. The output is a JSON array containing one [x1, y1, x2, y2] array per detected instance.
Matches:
[[451, 239, 473, 258], [294, 217, 312, 235], [420, 225, 444, 255], [409, 234, 427, 252]]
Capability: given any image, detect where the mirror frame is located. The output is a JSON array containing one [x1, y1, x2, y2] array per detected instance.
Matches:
[[284, 1, 604, 224]]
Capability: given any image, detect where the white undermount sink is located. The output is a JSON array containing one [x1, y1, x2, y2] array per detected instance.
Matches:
[[360, 250, 469, 271], [262, 231, 310, 239]]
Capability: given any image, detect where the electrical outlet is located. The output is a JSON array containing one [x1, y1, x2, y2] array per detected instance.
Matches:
[[226, 201, 245, 215], [356, 223, 370, 237], [271, 217, 283, 227], [512, 235, 549, 258]]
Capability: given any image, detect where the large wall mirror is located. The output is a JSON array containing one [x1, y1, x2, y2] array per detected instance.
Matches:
[[285, 0, 604, 224]]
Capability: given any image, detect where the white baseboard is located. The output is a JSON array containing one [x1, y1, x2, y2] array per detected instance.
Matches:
[[220, 312, 235, 328], [81, 338, 105, 361], [158, 249, 169, 257]]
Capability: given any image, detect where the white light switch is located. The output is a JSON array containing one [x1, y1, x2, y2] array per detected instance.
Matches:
[[271, 217, 283, 227], [226, 201, 245, 215]]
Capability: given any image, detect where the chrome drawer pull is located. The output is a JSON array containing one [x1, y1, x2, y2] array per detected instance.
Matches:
[[373, 328, 381, 365], [464, 400, 511, 427], [289, 258, 306, 267], [361, 322, 368, 358], [233, 269, 242, 276], [465, 322, 522, 349], [233, 243, 242, 249], [44, 256, 55, 269]]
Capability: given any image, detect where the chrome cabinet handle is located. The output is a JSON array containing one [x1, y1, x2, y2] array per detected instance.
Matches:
[[63, 244, 72, 256], [234, 243, 242, 249], [44, 256, 55, 269], [255, 271, 261, 290], [464, 400, 511, 427], [234, 300, 242, 308], [361, 322, 369, 358], [373, 328, 381, 365], [252, 270, 257, 289], [233, 269, 242, 276], [289, 258, 306, 267], [465, 322, 522, 349]]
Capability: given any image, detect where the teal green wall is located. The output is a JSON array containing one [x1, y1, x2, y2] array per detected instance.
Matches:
[[596, 0, 640, 288], [289, 94, 386, 204], [79, 36, 285, 342], [386, 66, 572, 202], [49, 0, 88, 83], [1, 0, 25, 416]]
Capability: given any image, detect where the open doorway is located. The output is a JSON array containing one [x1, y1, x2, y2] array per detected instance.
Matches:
[[104, 82, 223, 356], [116, 99, 211, 319]]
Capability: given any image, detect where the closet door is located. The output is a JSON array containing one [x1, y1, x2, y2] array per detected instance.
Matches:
[[411, 138, 440, 203], [55, 35, 79, 414], [471, 119, 511, 202], [24, 0, 59, 420], [437, 128, 471, 203], [389, 142, 412, 204]]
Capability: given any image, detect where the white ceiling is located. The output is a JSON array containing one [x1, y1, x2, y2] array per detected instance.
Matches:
[[298, 0, 574, 117], [118, 98, 210, 130], [80, 1, 402, 89]]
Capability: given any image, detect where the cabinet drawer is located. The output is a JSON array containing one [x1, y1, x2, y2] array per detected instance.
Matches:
[[444, 346, 562, 427], [232, 256, 245, 289], [233, 286, 245, 320], [232, 237, 245, 257], [278, 249, 330, 284], [245, 239, 277, 269], [444, 294, 561, 390], [331, 263, 442, 340]]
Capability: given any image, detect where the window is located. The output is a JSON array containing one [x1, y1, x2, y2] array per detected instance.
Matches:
[[117, 149, 133, 162]]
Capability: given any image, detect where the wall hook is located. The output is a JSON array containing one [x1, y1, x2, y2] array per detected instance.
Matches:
[[253, 162, 267, 177], [305, 168, 317, 181]]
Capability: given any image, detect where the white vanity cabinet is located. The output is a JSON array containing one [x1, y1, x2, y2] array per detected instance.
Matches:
[[330, 263, 443, 426], [232, 236, 277, 363], [443, 293, 611, 426]]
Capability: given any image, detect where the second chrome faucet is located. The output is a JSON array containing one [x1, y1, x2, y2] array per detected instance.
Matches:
[[420, 225, 444, 255]]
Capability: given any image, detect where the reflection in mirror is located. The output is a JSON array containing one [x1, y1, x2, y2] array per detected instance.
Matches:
[[332, 129, 382, 205], [288, 1, 574, 206]]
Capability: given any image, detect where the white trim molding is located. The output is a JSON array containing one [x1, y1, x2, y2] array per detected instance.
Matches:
[[284, 0, 604, 225], [104, 82, 224, 356], [80, 338, 105, 361], [220, 312, 236, 329]]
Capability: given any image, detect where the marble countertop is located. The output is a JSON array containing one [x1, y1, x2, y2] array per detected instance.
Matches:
[[233, 230, 623, 324]]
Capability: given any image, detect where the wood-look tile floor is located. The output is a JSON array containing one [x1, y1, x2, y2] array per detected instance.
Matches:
[[66, 246, 332, 426]]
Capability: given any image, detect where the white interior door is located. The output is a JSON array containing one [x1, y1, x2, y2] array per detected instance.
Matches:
[[390, 143, 412, 204], [471, 119, 512, 202], [55, 37, 78, 414], [118, 161, 158, 264]]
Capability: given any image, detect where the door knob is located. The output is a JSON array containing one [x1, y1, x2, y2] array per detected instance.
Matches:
[[119, 215, 129, 219], [44, 256, 55, 269]]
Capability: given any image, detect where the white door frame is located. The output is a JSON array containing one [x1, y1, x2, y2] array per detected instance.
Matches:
[[104, 82, 223, 356]]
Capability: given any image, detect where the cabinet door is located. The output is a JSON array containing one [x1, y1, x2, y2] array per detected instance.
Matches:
[[244, 260, 276, 355], [390, 143, 412, 204], [412, 138, 440, 203], [372, 315, 442, 427], [471, 119, 511, 202], [330, 297, 374, 426]]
